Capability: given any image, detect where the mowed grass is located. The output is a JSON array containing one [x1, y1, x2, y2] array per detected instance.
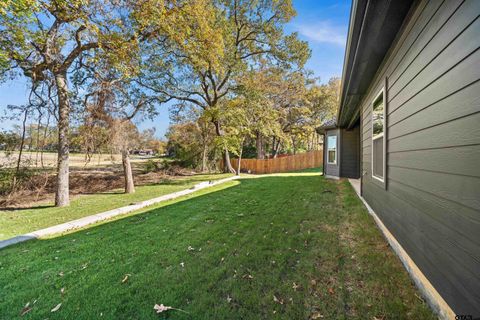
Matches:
[[0, 173, 232, 240], [0, 173, 435, 319]]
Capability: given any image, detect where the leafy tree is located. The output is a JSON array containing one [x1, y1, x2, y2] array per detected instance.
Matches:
[[166, 120, 218, 170], [0, 0, 181, 205], [77, 64, 158, 194], [109, 120, 141, 193], [139, 0, 310, 172], [0, 131, 20, 153]]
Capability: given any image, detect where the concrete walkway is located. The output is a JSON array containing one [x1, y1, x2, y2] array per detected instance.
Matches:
[[0, 175, 240, 250]]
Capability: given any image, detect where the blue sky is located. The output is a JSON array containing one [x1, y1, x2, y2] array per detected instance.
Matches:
[[0, 0, 350, 138]]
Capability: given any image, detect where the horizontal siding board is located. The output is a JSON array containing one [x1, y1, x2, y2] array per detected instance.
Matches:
[[387, 180, 480, 269], [362, 115, 371, 128], [389, 16, 480, 112], [389, 3, 479, 102], [361, 0, 442, 108], [387, 179, 480, 249], [389, 145, 480, 178], [363, 182, 480, 314], [389, 112, 480, 152], [389, 80, 480, 138], [388, 0, 465, 86], [362, 108, 372, 123], [389, 166, 480, 211], [362, 130, 372, 142], [384, 0, 447, 81], [340, 127, 360, 178], [388, 49, 480, 124]]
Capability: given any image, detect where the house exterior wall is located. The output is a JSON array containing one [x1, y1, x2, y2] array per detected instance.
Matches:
[[358, 0, 480, 315], [340, 125, 360, 179], [324, 129, 340, 177]]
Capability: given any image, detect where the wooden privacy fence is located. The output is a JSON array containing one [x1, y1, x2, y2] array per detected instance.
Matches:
[[230, 150, 323, 174]]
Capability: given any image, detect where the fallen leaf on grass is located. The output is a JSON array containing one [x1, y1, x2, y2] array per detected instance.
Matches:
[[328, 287, 335, 295], [292, 282, 300, 291], [273, 295, 284, 305], [414, 293, 424, 302], [154, 304, 172, 313], [122, 274, 131, 283], [310, 312, 324, 319], [20, 302, 31, 316], [51, 303, 62, 312], [153, 304, 189, 314], [60, 287, 65, 295]]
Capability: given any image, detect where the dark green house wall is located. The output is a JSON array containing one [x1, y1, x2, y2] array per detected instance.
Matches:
[[358, 0, 480, 315], [340, 125, 360, 179]]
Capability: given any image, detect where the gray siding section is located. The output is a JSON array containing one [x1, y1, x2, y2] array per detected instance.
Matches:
[[325, 129, 340, 177], [340, 126, 360, 178], [359, 0, 480, 315]]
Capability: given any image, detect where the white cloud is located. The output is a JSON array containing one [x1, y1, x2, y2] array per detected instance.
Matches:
[[296, 21, 347, 46]]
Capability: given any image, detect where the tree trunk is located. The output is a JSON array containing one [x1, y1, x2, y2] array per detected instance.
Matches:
[[122, 148, 135, 193], [40, 112, 50, 168], [27, 122, 33, 152], [273, 138, 281, 158], [271, 136, 276, 156], [236, 138, 244, 176], [11, 108, 28, 194], [201, 141, 208, 172], [54, 72, 70, 207], [35, 113, 41, 167], [223, 148, 235, 174], [213, 120, 236, 173], [256, 132, 264, 159]]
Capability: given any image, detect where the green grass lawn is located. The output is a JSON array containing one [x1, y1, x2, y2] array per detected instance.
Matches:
[[0, 172, 435, 319], [0, 173, 232, 240]]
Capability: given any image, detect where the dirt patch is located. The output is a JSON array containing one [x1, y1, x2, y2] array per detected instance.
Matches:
[[0, 164, 198, 208]]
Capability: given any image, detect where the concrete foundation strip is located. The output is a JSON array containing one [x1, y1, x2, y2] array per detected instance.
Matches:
[[348, 179, 455, 320]]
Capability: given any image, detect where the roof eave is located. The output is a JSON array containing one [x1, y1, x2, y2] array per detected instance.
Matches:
[[337, 0, 417, 129]]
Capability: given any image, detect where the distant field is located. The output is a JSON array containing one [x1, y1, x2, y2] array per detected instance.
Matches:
[[0, 151, 152, 168]]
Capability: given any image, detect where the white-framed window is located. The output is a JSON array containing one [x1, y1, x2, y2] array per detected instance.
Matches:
[[371, 88, 385, 182], [327, 135, 337, 164]]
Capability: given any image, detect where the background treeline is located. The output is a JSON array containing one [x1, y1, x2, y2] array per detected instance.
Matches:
[[0, 0, 336, 206], [0, 123, 165, 158], [166, 76, 339, 171]]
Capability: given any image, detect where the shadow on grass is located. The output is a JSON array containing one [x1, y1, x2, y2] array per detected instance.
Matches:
[[0, 204, 55, 211], [2, 174, 325, 249]]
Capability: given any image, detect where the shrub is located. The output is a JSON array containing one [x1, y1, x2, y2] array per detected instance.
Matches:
[[143, 159, 161, 173], [0, 167, 37, 195]]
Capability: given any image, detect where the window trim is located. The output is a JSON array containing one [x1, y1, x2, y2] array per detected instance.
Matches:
[[371, 87, 386, 183], [327, 134, 337, 165]]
